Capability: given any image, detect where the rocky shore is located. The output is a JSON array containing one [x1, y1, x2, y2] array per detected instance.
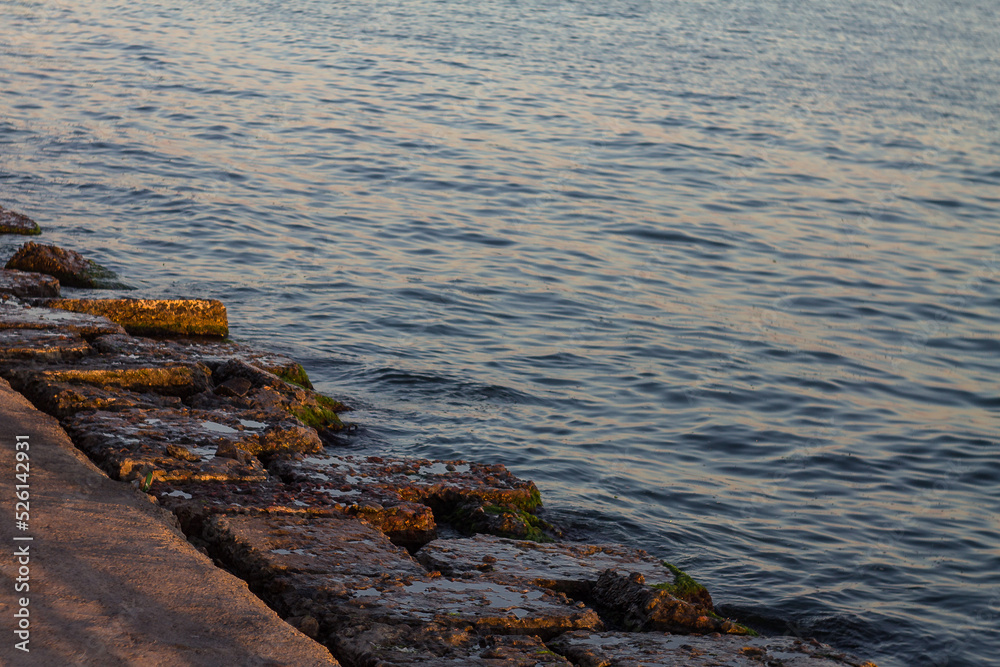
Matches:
[[0, 207, 877, 666]]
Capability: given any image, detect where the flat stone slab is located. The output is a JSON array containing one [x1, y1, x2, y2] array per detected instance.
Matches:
[[11, 379, 183, 418], [0, 205, 41, 234], [47, 298, 228, 337], [5, 357, 214, 398], [0, 300, 125, 336], [92, 334, 316, 388], [335, 625, 572, 666], [62, 406, 321, 482], [204, 514, 427, 584], [155, 478, 437, 548], [0, 328, 91, 362], [275, 572, 602, 642], [5, 241, 126, 288], [417, 535, 692, 599], [272, 454, 542, 513], [548, 631, 877, 667], [0, 268, 59, 297]]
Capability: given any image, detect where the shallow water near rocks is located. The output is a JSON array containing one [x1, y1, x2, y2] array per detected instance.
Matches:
[[2, 0, 999, 664]]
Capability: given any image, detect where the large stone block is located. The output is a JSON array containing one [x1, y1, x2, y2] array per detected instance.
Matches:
[[46, 298, 228, 337], [0, 329, 90, 363]]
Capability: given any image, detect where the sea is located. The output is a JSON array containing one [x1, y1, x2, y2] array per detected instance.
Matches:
[[1, 0, 998, 664]]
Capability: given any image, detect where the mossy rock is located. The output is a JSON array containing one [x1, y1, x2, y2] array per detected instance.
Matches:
[[5, 241, 130, 289], [274, 363, 314, 390], [0, 207, 41, 236], [652, 562, 714, 609], [446, 502, 557, 543]]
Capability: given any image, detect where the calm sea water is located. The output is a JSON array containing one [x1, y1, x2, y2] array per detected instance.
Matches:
[[2, 0, 998, 664]]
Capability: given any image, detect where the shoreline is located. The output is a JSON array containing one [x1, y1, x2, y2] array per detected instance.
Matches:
[[1, 211, 877, 666]]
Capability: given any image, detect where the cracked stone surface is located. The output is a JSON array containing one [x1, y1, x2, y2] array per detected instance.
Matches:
[[548, 631, 877, 667]]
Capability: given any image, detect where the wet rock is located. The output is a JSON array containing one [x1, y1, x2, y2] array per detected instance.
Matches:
[[0, 269, 60, 298], [547, 631, 878, 667], [593, 570, 748, 635], [444, 501, 560, 543], [154, 478, 437, 549], [0, 206, 41, 235], [274, 572, 602, 644], [271, 455, 542, 516], [203, 515, 427, 586], [416, 535, 705, 603], [0, 329, 90, 363], [198, 358, 347, 429], [46, 298, 228, 337], [336, 624, 572, 666], [0, 300, 126, 337], [5, 241, 127, 288]]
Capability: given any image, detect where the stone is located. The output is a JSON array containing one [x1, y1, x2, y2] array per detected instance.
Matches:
[[416, 535, 705, 602], [12, 379, 183, 418], [4, 357, 214, 398], [274, 572, 602, 644], [444, 500, 561, 543], [0, 300, 126, 337], [5, 241, 127, 288], [196, 358, 347, 430], [46, 298, 228, 337], [202, 514, 427, 585], [155, 478, 437, 549], [0, 268, 60, 298], [547, 631, 878, 667], [592, 570, 749, 635], [270, 454, 542, 515], [0, 206, 41, 235], [0, 329, 90, 363], [335, 624, 572, 666]]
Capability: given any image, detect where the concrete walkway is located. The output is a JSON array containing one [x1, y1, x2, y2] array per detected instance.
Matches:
[[0, 378, 339, 666]]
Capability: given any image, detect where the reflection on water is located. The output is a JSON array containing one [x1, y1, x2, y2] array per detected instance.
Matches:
[[2, 0, 999, 664]]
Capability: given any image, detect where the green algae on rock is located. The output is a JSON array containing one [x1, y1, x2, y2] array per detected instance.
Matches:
[[652, 561, 714, 609], [0, 206, 41, 235], [46, 298, 228, 337], [5, 241, 128, 288]]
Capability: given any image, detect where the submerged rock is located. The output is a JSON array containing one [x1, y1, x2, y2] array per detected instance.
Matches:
[[0, 269, 60, 298], [548, 631, 878, 667], [5, 241, 128, 288], [46, 298, 228, 337], [0, 206, 41, 235]]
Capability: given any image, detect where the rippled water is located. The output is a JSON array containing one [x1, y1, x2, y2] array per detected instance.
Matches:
[[2, 0, 999, 664]]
